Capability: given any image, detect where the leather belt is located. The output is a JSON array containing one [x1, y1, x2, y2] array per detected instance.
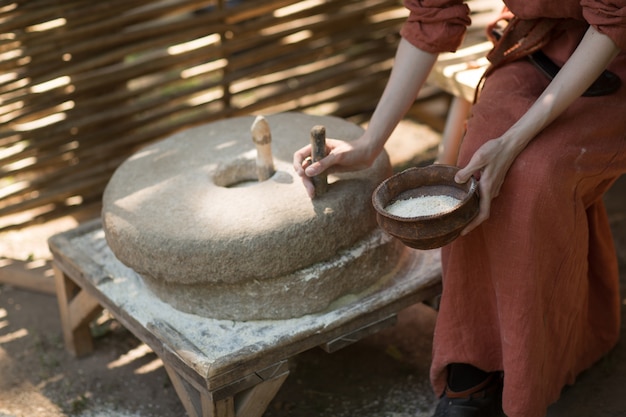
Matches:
[[527, 49, 621, 97], [491, 26, 621, 97]]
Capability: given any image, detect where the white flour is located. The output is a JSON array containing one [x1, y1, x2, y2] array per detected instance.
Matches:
[[385, 195, 461, 218]]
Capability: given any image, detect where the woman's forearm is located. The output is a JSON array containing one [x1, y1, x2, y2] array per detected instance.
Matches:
[[503, 26, 620, 153], [363, 38, 438, 157]]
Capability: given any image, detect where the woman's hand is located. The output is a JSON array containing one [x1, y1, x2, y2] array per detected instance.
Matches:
[[455, 25, 619, 235], [293, 136, 376, 198], [454, 136, 520, 235], [293, 39, 439, 199]]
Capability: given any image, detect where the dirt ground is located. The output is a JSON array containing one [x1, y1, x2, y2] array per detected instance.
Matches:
[[1, 117, 626, 417]]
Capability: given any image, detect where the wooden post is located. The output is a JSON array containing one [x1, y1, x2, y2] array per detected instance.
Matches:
[[437, 97, 472, 165], [310, 125, 328, 197], [0, 258, 56, 295]]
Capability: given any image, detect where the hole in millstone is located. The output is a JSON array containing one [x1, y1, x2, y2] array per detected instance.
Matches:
[[212, 158, 294, 188], [228, 178, 258, 188], [212, 159, 259, 188]]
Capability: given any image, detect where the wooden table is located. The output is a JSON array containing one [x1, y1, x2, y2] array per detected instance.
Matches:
[[49, 219, 442, 417]]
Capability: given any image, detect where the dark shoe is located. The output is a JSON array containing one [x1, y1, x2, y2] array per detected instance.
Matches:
[[432, 372, 505, 417]]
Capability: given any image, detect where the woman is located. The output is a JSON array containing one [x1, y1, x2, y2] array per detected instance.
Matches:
[[293, 1, 626, 416]]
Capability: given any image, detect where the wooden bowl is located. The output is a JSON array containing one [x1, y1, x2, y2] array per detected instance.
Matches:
[[371, 165, 479, 249]]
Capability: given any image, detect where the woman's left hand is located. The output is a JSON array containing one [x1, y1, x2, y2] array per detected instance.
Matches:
[[453, 136, 520, 235], [454, 26, 620, 237]]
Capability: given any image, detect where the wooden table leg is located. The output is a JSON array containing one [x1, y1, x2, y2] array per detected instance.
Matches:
[[437, 96, 472, 165], [234, 362, 290, 417], [53, 263, 103, 357], [164, 361, 289, 417]]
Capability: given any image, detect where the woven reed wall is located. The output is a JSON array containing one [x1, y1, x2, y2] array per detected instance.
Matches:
[[0, 0, 408, 230]]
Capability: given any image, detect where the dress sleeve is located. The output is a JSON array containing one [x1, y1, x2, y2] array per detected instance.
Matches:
[[400, 0, 471, 53], [581, 0, 626, 50]]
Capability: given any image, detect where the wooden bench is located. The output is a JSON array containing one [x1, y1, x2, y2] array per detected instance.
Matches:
[[49, 219, 442, 417], [429, 41, 492, 165], [428, 0, 500, 164]]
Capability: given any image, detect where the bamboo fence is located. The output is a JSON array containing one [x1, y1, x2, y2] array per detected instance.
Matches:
[[0, 0, 499, 232], [0, 0, 409, 230]]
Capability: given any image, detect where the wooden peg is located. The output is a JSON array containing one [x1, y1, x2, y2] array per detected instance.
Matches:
[[251, 115, 275, 181]]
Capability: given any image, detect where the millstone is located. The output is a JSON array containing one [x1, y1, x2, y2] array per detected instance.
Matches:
[[102, 112, 405, 320]]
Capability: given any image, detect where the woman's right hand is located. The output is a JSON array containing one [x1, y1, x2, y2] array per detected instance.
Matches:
[[293, 136, 377, 198], [293, 39, 439, 198]]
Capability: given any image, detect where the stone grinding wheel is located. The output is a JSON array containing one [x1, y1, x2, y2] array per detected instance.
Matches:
[[102, 112, 406, 320]]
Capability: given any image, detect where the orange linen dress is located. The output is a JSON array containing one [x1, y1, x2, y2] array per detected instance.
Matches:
[[401, 1, 626, 416]]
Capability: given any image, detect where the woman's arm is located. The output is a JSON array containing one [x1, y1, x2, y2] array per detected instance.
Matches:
[[293, 38, 438, 198], [356, 38, 439, 162], [456, 25, 620, 234]]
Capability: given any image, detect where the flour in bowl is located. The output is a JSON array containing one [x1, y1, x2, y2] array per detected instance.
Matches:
[[385, 195, 461, 217]]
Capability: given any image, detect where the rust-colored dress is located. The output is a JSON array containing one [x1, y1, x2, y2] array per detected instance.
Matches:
[[401, 1, 626, 416]]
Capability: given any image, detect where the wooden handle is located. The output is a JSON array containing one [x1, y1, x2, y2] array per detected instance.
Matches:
[[310, 125, 327, 197]]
